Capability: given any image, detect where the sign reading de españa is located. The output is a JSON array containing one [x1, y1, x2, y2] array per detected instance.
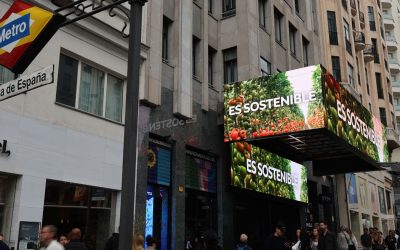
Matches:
[[0, 1, 61, 73], [230, 142, 308, 203], [223, 65, 389, 163], [0, 65, 53, 101]]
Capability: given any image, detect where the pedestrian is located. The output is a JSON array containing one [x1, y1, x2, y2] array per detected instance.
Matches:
[[104, 231, 119, 250], [310, 228, 319, 250], [59, 234, 70, 247], [385, 230, 397, 250], [0, 233, 10, 250], [132, 233, 144, 250], [292, 229, 301, 250], [264, 221, 289, 250], [65, 228, 87, 250], [361, 228, 372, 250], [317, 220, 337, 250], [346, 229, 357, 250], [39, 225, 64, 250], [146, 235, 156, 250], [371, 232, 385, 250], [235, 233, 252, 250], [337, 225, 349, 250]]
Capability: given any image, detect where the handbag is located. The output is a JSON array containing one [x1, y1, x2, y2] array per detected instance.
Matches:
[[292, 240, 301, 250]]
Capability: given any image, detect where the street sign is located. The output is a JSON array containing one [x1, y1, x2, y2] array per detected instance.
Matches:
[[0, 1, 64, 73], [0, 65, 54, 101]]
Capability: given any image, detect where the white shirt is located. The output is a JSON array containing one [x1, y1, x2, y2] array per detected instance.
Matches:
[[44, 240, 64, 250]]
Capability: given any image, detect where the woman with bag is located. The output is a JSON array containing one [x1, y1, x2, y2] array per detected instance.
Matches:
[[345, 229, 357, 250]]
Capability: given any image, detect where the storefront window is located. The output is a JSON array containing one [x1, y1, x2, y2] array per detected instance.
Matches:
[[362, 214, 371, 229], [43, 180, 114, 250]]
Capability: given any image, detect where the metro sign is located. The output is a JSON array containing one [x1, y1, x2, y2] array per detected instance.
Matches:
[[0, 1, 64, 73]]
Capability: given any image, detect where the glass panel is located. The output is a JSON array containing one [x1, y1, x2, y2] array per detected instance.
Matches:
[[105, 74, 123, 122], [56, 54, 78, 107], [0, 66, 14, 85], [79, 63, 105, 116]]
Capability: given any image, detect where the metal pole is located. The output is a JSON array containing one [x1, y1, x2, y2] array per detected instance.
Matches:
[[118, 1, 147, 250]]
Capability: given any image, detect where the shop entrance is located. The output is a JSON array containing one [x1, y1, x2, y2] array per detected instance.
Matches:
[[233, 189, 304, 250]]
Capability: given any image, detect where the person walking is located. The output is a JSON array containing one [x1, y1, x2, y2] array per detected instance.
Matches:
[[132, 233, 144, 250], [310, 228, 319, 250], [235, 234, 252, 250], [264, 221, 289, 250], [0, 233, 10, 250], [371, 232, 385, 250], [59, 234, 70, 247], [346, 229, 357, 250], [39, 225, 64, 250], [65, 228, 87, 250], [104, 231, 119, 250], [361, 228, 372, 250], [337, 226, 349, 250], [317, 220, 337, 250], [386, 230, 397, 250]]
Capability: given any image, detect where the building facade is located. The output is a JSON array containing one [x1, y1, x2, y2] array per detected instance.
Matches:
[[0, 0, 397, 250]]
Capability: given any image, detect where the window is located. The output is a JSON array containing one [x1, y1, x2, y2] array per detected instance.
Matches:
[[192, 36, 200, 78], [275, 9, 283, 43], [327, 11, 338, 45], [368, 6, 376, 31], [356, 57, 361, 86], [223, 0, 236, 16], [223, 47, 238, 83], [208, 0, 213, 13], [379, 14, 384, 39], [162, 16, 172, 62], [208, 47, 216, 87], [348, 63, 354, 87], [331, 56, 341, 82], [0, 66, 14, 85], [369, 103, 372, 112], [260, 57, 271, 76], [56, 54, 124, 122], [392, 112, 395, 128], [344, 20, 352, 55], [289, 24, 297, 56], [259, 0, 267, 28], [372, 39, 379, 63], [303, 37, 310, 66], [379, 107, 387, 126], [295, 0, 300, 14], [376, 72, 384, 99]]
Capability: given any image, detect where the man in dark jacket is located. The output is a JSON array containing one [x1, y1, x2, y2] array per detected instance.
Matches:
[[65, 228, 87, 250], [104, 232, 119, 250], [317, 220, 337, 250], [360, 228, 372, 250], [264, 222, 290, 250], [0, 234, 10, 250]]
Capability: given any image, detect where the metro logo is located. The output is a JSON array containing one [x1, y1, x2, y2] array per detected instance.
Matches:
[[0, 13, 30, 50], [0, 1, 64, 74]]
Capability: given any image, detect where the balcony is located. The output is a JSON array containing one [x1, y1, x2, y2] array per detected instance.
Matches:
[[384, 13, 395, 30], [359, 11, 365, 29], [390, 58, 400, 73], [364, 44, 374, 62], [387, 128, 400, 150], [382, 0, 392, 8], [354, 31, 365, 51], [350, 0, 357, 15], [386, 35, 398, 51], [392, 80, 400, 93]]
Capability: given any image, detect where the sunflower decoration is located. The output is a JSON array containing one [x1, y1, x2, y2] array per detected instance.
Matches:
[[148, 148, 157, 168]]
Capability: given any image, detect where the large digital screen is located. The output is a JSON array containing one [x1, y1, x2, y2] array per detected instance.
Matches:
[[224, 65, 389, 163], [230, 143, 308, 203]]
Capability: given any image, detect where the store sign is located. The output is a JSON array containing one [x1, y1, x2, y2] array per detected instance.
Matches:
[[0, 139, 11, 156], [0, 1, 64, 73], [0, 65, 53, 101], [223, 65, 389, 163], [230, 143, 308, 203]]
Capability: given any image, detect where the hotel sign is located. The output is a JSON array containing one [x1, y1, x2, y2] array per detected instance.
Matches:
[[0, 1, 64, 73]]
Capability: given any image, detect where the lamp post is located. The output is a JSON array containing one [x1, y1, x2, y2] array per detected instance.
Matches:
[[118, 1, 147, 250]]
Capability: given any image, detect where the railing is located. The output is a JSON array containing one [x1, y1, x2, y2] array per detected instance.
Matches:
[[354, 31, 365, 43]]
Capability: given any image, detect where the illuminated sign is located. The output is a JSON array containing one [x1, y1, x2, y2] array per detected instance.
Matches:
[[230, 143, 308, 202], [0, 1, 64, 73], [224, 65, 389, 163]]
